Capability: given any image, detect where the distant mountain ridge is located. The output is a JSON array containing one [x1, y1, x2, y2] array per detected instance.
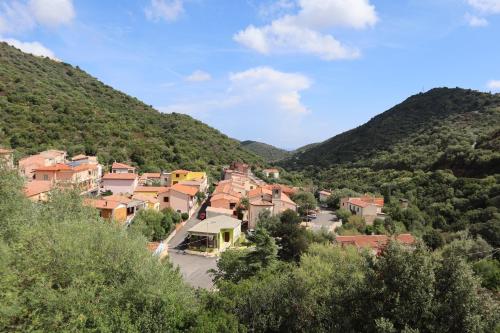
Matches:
[[0, 42, 263, 173], [283, 88, 500, 176], [240, 140, 291, 162]]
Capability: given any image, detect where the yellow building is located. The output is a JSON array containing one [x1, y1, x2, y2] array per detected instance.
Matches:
[[170, 170, 207, 185]]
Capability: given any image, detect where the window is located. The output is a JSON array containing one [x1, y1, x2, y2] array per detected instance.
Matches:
[[175, 174, 180, 178], [163, 197, 169, 203], [173, 181, 178, 185], [224, 232, 230, 242], [43, 175, 48, 181], [229, 203, 236, 209]]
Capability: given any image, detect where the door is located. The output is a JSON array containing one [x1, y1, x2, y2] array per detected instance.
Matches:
[[223, 231, 230, 243]]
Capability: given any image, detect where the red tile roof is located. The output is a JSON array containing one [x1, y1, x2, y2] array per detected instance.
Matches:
[[84, 198, 122, 210], [102, 173, 137, 180], [134, 186, 170, 194], [111, 162, 135, 170], [72, 163, 98, 172], [71, 154, 88, 161], [24, 180, 53, 197], [34, 163, 72, 172], [171, 169, 190, 174], [336, 234, 415, 251], [171, 183, 198, 196]]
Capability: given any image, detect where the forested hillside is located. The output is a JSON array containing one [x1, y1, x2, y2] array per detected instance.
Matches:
[[279, 88, 500, 250], [0, 42, 263, 173], [241, 140, 290, 162], [285, 88, 500, 176]]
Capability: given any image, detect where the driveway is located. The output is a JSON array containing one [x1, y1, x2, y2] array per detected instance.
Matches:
[[306, 209, 342, 233], [167, 203, 217, 289]]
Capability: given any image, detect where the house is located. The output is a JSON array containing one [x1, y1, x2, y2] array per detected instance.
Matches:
[[318, 190, 331, 202], [111, 162, 135, 174], [24, 180, 53, 202], [169, 183, 198, 216], [67, 155, 102, 182], [230, 161, 250, 175], [262, 168, 280, 179], [0, 148, 14, 169], [19, 150, 67, 179], [101, 173, 138, 195], [336, 234, 416, 255], [187, 215, 242, 253], [132, 193, 160, 211], [84, 198, 128, 224], [247, 185, 297, 229], [169, 170, 208, 192], [133, 186, 169, 210], [210, 192, 242, 212], [139, 172, 162, 185], [102, 194, 146, 225], [206, 206, 235, 219], [340, 196, 385, 225], [33, 163, 100, 194]]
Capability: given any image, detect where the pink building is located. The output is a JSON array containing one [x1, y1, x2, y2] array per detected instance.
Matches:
[[33, 163, 100, 194], [101, 173, 138, 195], [247, 186, 297, 229], [168, 183, 198, 216]]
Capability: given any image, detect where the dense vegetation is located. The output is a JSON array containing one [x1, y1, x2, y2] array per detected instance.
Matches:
[[0, 42, 263, 175], [240, 140, 291, 162], [1, 166, 498, 332], [276, 88, 500, 250]]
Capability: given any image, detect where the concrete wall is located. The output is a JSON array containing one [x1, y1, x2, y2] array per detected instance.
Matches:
[[101, 178, 138, 195]]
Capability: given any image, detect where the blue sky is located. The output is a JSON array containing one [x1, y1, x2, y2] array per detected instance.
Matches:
[[1, 0, 500, 149]]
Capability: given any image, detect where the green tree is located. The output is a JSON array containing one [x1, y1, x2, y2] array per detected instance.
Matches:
[[472, 259, 500, 291], [292, 191, 317, 216], [130, 209, 166, 241], [335, 208, 352, 222], [423, 229, 444, 250]]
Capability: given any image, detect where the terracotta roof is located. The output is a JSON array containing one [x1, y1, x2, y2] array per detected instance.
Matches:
[[349, 198, 371, 208], [172, 169, 190, 174], [263, 168, 279, 173], [24, 180, 53, 197], [133, 194, 160, 204], [280, 193, 296, 205], [336, 234, 415, 251], [140, 172, 161, 179], [84, 198, 122, 210], [171, 183, 198, 196], [34, 163, 72, 172], [102, 194, 140, 205], [319, 190, 331, 196], [71, 154, 88, 161], [40, 150, 66, 158], [0, 148, 13, 154], [248, 187, 272, 198], [72, 163, 98, 172], [250, 199, 274, 206], [211, 193, 241, 203], [134, 186, 169, 194], [264, 184, 297, 196], [111, 162, 135, 170], [102, 173, 137, 180]]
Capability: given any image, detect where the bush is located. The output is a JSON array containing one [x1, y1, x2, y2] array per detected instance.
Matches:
[[181, 212, 189, 221]]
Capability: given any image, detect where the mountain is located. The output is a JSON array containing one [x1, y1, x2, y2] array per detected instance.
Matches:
[[283, 88, 500, 176], [240, 140, 290, 162], [0, 42, 263, 173]]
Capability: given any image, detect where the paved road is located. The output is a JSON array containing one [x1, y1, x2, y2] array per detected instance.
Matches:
[[167, 203, 217, 289], [307, 209, 342, 233]]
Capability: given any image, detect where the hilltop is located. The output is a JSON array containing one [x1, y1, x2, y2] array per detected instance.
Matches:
[[0, 42, 262, 173], [284, 88, 500, 176], [240, 140, 290, 162]]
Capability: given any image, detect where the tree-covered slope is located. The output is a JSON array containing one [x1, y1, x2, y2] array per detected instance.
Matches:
[[284, 88, 500, 176], [0, 42, 263, 173], [241, 140, 290, 162]]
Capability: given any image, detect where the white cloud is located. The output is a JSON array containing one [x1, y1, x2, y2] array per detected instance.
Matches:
[[228, 66, 311, 114], [0, 0, 74, 34], [465, 13, 489, 26], [1, 37, 58, 59], [234, 0, 377, 60], [28, 0, 75, 27], [164, 67, 311, 116], [185, 70, 212, 82], [145, 0, 183, 22], [487, 80, 500, 91], [467, 0, 500, 14]]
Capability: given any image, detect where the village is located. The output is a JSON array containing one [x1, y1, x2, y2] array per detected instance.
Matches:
[[0, 147, 416, 288]]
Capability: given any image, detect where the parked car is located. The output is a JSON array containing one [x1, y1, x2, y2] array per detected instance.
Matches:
[[308, 213, 317, 218]]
